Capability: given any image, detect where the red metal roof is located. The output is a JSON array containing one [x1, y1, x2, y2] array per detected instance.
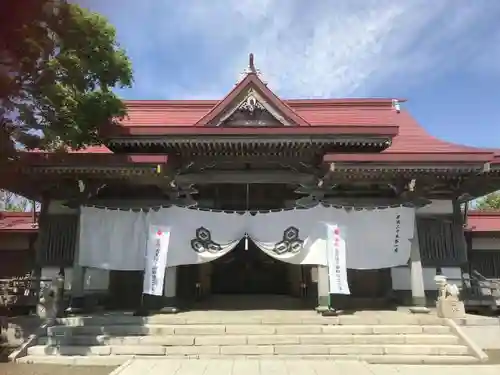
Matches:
[[17, 71, 497, 163], [0, 212, 38, 233], [381, 110, 491, 155], [32, 103, 495, 160], [120, 98, 401, 127], [467, 210, 500, 233], [119, 100, 400, 130], [113, 76, 492, 159]]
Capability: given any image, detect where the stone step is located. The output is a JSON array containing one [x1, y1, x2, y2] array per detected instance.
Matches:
[[56, 314, 445, 326], [47, 324, 451, 337], [17, 354, 480, 365], [27, 343, 471, 357], [45, 333, 460, 346]]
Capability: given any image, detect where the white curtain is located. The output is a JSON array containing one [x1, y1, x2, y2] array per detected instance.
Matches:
[[247, 207, 330, 265], [324, 207, 416, 270], [77, 205, 416, 271], [78, 207, 148, 270], [148, 206, 247, 267], [246, 206, 415, 269]]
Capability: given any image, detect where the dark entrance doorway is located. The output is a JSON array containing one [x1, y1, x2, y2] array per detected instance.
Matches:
[[107, 270, 143, 310], [211, 239, 289, 295]]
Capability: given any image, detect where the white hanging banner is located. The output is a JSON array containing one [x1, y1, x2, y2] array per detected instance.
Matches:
[[148, 206, 247, 267], [78, 207, 148, 270], [326, 224, 350, 295], [340, 207, 416, 270], [246, 207, 332, 265], [143, 225, 170, 296], [78, 204, 416, 271]]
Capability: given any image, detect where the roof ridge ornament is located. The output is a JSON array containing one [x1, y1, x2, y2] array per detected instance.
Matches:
[[249, 53, 256, 73], [392, 99, 401, 113], [236, 53, 267, 85]]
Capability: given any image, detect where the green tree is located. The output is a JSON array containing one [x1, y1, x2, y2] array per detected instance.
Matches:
[[474, 192, 500, 210], [0, 0, 133, 151], [0, 190, 31, 212]]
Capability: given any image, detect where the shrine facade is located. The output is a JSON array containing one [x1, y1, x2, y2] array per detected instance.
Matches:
[[3, 56, 500, 313]]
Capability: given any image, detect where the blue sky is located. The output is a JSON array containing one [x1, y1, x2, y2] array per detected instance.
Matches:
[[78, 0, 500, 148]]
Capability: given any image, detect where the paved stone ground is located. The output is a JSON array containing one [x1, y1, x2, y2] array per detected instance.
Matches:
[[1, 346, 115, 375], [485, 349, 500, 364], [1, 346, 113, 375], [2, 357, 500, 375], [0, 363, 115, 375], [110, 359, 500, 375]]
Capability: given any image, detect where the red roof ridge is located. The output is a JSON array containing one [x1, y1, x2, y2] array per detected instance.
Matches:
[[468, 210, 500, 216], [194, 73, 310, 127], [0, 211, 34, 218], [23, 145, 112, 154], [125, 100, 216, 108], [122, 98, 407, 108]]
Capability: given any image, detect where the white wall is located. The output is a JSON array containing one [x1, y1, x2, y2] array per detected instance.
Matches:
[[391, 266, 462, 291], [416, 199, 453, 216], [471, 237, 500, 251], [41, 267, 109, 292], [47, 200, 78, 214]]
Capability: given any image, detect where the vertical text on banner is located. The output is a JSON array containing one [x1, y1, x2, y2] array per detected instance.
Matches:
[[143, 225, 170, 296], [327, 224, 350, 295]]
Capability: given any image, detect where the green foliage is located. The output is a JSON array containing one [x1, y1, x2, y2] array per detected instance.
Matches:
[[0, 0, 133, 150], [474, 192, 500, 210], [0, 190, 31, 212], [4, 200, 29, 212]]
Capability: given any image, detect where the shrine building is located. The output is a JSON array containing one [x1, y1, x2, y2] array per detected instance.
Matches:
[[3, 56, 500, 313]]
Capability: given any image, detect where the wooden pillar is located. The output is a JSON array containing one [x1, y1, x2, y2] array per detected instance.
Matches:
[[160, 266, 178, 312], [452, 198, 468, 265], [410, 216, 427, 308], [199, 263, 212, 298], [66, 207, 86, 314], [316, 266, 330, 312], [33, 195, 50, 319], [164, 267, 177, 299], [287, 264, 302, 297]]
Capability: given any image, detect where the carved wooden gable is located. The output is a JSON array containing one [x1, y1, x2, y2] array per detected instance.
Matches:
[[216, 88, 292, 127]]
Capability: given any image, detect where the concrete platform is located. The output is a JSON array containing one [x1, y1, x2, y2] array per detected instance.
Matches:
[[108, 358, 500, 375], [455, 315, 500, 350]]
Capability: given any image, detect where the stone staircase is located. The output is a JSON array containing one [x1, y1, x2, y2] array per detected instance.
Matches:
[[18, 310, 483, 365]]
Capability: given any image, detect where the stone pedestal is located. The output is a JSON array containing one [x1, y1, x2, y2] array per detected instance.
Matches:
[[37, 275, 63, 324], [435, 275, 466, 319], [436, 298, 466, 318]]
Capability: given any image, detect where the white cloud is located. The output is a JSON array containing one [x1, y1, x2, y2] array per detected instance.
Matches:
[[81, 0, 500, 99]]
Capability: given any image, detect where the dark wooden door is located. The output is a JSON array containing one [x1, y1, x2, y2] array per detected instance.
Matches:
[[347, 268, 392, 298], [211, 240, 289, 295], [108, 270, 143, 310]]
